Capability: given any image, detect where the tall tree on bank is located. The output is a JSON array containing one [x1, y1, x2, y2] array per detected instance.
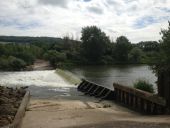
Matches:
[[114, 36, 131, 63], [81, 26, 110, 63], [152, 21, 170, 73], [152, 21, 170, 109]]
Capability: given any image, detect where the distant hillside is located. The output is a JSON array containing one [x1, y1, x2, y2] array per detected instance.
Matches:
[[0, 36, 64, 44]]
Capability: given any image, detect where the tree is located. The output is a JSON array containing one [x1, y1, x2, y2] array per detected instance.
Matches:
[[8, 56, 26, 71], [128, 47, 143, 63], [152, 21, 170, 73], [43, 50, 66, 66], [137, 41, 159, 52], [0, 56, 26, 71], [81, 26, 110, 63], [152, 21, 170, 109], [114, 36, 131, 63]]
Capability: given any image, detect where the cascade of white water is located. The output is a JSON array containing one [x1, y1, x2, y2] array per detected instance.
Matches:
[[0, 70, 73, 87], [0, 70, 76, 98]]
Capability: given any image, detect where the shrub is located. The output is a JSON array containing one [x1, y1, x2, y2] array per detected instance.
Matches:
[[0, 56, 26, 71], [134, 80, 154, 93], [43, 50, 66, 66], [8, 56, 26, 71]]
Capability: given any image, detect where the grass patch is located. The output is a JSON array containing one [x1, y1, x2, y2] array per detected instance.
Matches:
[[134, 80, 154, 93], [103, 104, 111, 108]]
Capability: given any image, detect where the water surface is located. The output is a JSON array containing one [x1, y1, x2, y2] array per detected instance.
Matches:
[[68, 65, 157, 90], [0, 65, 157, 98], [0, 70, 76, 99]]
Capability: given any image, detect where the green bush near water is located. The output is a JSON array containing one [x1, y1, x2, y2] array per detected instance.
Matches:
[[133, 80, 154, 93]]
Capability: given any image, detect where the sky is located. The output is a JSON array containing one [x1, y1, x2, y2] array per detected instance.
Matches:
[[0, 0, 169, 43]]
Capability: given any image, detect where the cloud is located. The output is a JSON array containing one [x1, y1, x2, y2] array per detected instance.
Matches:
[[83, 0, 92, 2], [133, 15, 170, 29], [38, 0, 69, 8], [133, 16, 158, 28], [87, 6, 103, 14], [0, 17, 42, 30], [0, 0, 169, 43], [157, 7, 170, 13]]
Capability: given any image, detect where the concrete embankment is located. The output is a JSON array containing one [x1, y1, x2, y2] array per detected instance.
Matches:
[[0, 87, 29, 128], [55, 68, 81, 85], [21, 69, 170, 128]]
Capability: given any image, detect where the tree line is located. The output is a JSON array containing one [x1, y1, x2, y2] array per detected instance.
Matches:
[[0, 25, 164, 71]]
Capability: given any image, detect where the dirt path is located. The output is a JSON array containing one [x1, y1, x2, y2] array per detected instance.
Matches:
[[32, 59, 53, 70]]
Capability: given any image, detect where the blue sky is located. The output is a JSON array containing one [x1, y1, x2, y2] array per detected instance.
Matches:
[[0, 0, 169, 43], [133, 15, 170, 29]]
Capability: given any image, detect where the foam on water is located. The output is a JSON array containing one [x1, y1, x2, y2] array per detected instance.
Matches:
[[0, 70, 76, 98], [0, 70, 74, 87]]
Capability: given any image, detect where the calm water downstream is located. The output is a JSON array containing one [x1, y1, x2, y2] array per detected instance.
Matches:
[[0, 65, 157, 98], [68, 65, 157, 90]]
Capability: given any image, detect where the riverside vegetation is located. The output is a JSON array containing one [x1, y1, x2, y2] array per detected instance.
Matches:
[[1, 22, 170, 94], [134, 80, 154, 93], [0, 26, 161, 71]]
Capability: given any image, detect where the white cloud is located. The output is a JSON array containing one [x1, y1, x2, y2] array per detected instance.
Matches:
[[0, 0, 169, 43], [38, 0, 69, 8]]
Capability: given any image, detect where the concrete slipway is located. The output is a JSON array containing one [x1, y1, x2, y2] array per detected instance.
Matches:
[[21, 70, 170, 128]]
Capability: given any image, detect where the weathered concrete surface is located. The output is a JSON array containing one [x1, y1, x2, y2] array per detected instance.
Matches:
[[21, 94, 170, 128], [21, 70, 170, 128]]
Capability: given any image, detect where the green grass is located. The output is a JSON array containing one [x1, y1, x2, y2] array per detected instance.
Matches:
[[134, 80, 154, 93]]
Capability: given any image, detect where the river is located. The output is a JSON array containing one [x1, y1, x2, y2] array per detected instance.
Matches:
[[68, 65, 157, 90], [0, 70, 77, 99], [0, 65, 157, 98]]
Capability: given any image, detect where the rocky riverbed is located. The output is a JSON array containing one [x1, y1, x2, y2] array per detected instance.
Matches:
[[0, 86, 26, 127]]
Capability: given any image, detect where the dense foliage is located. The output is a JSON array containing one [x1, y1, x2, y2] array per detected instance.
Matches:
[[81, 26, 110, 64], [134, 80, 154, 93], [114, 36, 131, 63], [0, 43, 42, 70], [0, 26, 161, 70], [152, 21, 170, 73]]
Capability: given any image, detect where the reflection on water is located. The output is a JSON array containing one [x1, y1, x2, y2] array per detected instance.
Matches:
[[68, 65, 157, 90]]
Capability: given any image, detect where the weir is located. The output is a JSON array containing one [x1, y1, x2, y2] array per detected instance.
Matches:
[[77, 79, 114, 100], [77, 79, 167, 114]]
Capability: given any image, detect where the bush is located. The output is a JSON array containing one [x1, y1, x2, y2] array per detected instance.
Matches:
[[0, 56, 26, 71], [128, 47, 143, 63], [15, 52, 35, 65], [134, 80, 154, 93], [43, 50, 66, 66], [8, 56, 26, 71]]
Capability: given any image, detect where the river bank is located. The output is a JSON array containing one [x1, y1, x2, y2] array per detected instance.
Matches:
[[0, 86, 26, 126]]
